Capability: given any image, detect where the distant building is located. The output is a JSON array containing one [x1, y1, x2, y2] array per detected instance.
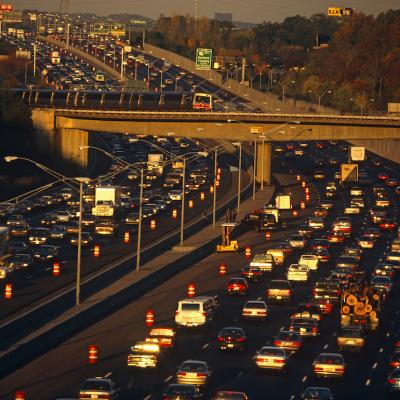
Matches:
[[214, 12, 232, 22]]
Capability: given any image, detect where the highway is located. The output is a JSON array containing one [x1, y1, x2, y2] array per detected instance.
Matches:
[[1, 141, 399, 399]]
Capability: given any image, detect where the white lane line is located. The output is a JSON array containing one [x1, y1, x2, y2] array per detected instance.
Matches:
[[257, 296, 262, 300], [333, 332, 337, 337], [164, 375, 173, 383], [365, 379, 371, 386], [379, 347, 384, 353], [128, 378, 134, 389], [396, 309, 400, 315], [386, 332, 390, 338], [372, 362, 378, 370], [302, 376, 307, 383], [323, 344, 328, 350], [143, 395, 152, 400], [203, 343, 210, 349], [290, 396, 295, 400], [237, 371, 243, 378], [233, 318, 239, 322], [104, 371, 112, 378], [27, 275, 32, 279], [280, 326, 285, 331]]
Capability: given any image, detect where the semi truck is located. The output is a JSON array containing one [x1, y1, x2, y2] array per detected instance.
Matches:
[[147, 154, 164, 174], [92, 186, 121, 217], [340, 283, 381, 331]]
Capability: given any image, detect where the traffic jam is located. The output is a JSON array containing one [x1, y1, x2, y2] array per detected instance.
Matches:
[[4, 140, 400, 400]]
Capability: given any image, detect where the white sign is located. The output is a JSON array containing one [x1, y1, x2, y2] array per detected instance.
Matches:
[[350, 146, 365, 161]]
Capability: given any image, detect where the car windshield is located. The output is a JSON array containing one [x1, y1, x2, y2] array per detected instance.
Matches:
[[253, 254, 267, 261], [181, 303, 200, 311], [220, 328, 244, 337], [180, 362, 207, 372], [229, 279, 245, 284], [165, 385, 196, 395], [317, 355, 343, 364], [270, 281, 290, 289], [245, 302, 265, 309], [372, 277, 391, 284], [259, 347, 284, 356], [276, 331, 300, 341], [81, 379, 110, 391], [341, 329, 362, 338], [213, 392, 246, 400], [304, 387, 331, 398]]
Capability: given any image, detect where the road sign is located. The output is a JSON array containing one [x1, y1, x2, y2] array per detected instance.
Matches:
[[1, 4, 13, 12], [328, 7, 342, 16], [111, 23, 126, 37], [341, 163, 358, 182], [196, 48, 213, 70], [350, 146, 365, 161], [93, 23, 110, 35], [250, 126, 264, 134], [342, 8, 354, 16]]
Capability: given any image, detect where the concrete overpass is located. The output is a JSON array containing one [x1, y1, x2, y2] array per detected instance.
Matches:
[[32, 107, 400, 184]]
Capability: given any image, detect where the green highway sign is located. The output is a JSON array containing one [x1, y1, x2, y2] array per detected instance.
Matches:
[[196, 48, 213, 70]]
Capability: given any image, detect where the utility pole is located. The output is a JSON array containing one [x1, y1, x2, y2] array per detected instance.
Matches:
[[33, 44, 37, 77], [195, 0, 199, 31], [241, 57, 246, 84], [120, 45, 124, 81], [142, 29, 145, 49]]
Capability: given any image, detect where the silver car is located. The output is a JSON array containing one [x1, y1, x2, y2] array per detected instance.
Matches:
[[176, 360, 211, 387]]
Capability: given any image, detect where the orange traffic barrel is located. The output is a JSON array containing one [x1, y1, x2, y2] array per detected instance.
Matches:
[[150, 219, 156, 230], [172, 209, 178, 218], [300, 201, 306, 209], [219, 263, 227, 277], [296, 175, 301, 181], [88, 344, 98, 364], [146, 310, 155, 327], [301, 181, 306, 188], [188, 200, 194, 208], [15, 391, 25, 400], [292, 209, 299, 217], [265, 231, 271, 240], [124, 231, 130, 243], [245, 246, 251, 258], [93, 244, 100, 257], [200, 192, 205, 201], [217, 168, 221, 175], [306, 194, 310, 201], [216, 180, 220, 188], [305, 187, 310, 194], [5, 283, 12, 299], [210, 185, 214, 193], [52, 261, 61, 276], [187, 283, 196, 298]]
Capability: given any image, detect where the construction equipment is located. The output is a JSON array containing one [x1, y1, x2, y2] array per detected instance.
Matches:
[[216, 223, 239, 252], [340, 283, 381, 331]]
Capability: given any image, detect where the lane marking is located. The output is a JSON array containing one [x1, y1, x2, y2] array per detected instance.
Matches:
[[233, 318, 239, 322], [386, 333, 390, 338], [302, 376, 307, 383], [164, 375, 173, 383], [323, 344, 328, 350], [257, 296, 262, 301], [202, 343, 210, 349], [372, 362, 378, 370], [290, 396, 295, 400], [379, 347, 384, 353], [365, 379, 371, 386], [237, 371, 243, 378], [143, 395, 152, 400], [333, 332, 337, 337], [104, 371, 112, 378], [280, 326, 285, 331]]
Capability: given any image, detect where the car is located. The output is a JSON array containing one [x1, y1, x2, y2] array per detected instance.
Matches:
[[56, 210, 70, 223], [377, 172, 389, 182], [329, 157, 338, 165], [267, 280, 292, 303], [376, 197, 391, 207], [387, 368, 400, 392], [290, 317, 319, 337], [373, 263, 395, 278], [7, 240, 30, 254], [350, 186, 363, 196], [299, 254, 319, 271], [336, 255, 358, 270], [370, 275, 393, 294], [6, 253, 33, 270], [79, 377, 120, 400], [372, 157, 383, 167], [311, 299, 334, 315], [162, 384, 201, 400], [313, 280, 341, 302], [217, 327, 247, 350], [241, 300, 268, 320], [289, 234, 306, 249], [127, 341, 161, 368], [176, 360, 211, 387], [301, 387, 334, 400], [320, 199, 334, 210], [311, 248, 330, 263], [146, 327, 176, 349], [9, 223, 30, 237], [325, 189, 337, 198], [50, 224, 67, 239], [33, 245, 59, 262], [226, 277, 248, 295], [351, 197, 365, 208], [274, 330, 302, 354], [379, 218, 396, 231], [386, 178, 398, 187], [357, 235, 375, 249], [389, 351, 400, 369], [292, 304, 321, 322], [309, 217, 325, 230], [298, 224, 313, 238], [211, 391, 248, 400], [241, 266, 263, 282], [169, 190, 182, 201], [253, 346, 288, 370], [344, 205, 360, 215], [249, 253, 275, 272], [327, 231, 346, 244], [314, 171, 326, 180], [313, 353, 345, 377], [387, 251, 400, 262], [70, 232, 93, 246], [7, 214, 26, 226], [363, 226, 381, 239], [314, 207, 328, 219], [28, 227, 50, 245], [287, 264, 310, 282], [337, 326, 365, 352], [311, 239, 330, 251]]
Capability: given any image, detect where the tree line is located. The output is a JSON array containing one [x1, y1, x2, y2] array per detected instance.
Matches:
[[145, 10, 400, 113]]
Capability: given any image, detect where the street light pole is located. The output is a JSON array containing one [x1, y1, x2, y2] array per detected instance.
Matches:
[[136, 168, 144, 271], [261, 136, 265, 190], [212, 148, 217, 228], [253, 139, 257, 200], [237, 142, 242, 213], [76, 180, 83, 305], [180, 157, 186, 246]]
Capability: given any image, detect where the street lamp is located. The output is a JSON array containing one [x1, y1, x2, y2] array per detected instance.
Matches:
[[4, 156, 90, 306]]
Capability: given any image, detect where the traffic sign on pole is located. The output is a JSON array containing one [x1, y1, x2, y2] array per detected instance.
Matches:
[[196, 48, 213, 70], [340, 163, 359, 182]]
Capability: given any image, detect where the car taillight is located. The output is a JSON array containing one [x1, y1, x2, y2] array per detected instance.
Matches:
[[274, 340, 282, 346], [218, 336, 224, 342], [288, 290, 292, 295], [314, 366, 323, 371], [388, 378, 397, 384], [312, 327, 317, 333], [390, 361, 400, 367], [197, 373, 207, 377], [175, 311, 180, 315], [79, 394, 86, 400], [202, 312, 206, 317], [293, 341, 301, 347], [236, 337, 245, 342], [312, 288, 317, 295], [395, 341, 400, 348], [256, 311, 266, 315], [335, 367, 344, 372], [274, 359, 284, 363], [99, 395, 110, 400], [337, 290, 342, 295], [178, 372, 187, 376]]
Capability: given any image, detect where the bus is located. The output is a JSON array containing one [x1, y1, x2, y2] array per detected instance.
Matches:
[[193, 93, 212, 111]]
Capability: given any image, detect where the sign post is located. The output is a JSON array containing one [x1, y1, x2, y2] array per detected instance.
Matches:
[[196, 48, 213, 70]]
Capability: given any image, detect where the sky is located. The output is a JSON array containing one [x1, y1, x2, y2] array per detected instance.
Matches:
[[11, 0, 400, 23]]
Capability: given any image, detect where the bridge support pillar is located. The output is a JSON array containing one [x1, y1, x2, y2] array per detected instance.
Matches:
[[55, 128, 90, 169], [256, 141, 272, 186]]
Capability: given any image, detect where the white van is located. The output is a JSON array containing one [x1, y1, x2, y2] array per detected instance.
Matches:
[[266, 249, 285, 266], [299, 254, 319, 271], [175, 296, 217, 327]]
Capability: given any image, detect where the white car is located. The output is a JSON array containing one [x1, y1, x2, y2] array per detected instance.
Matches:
[[249, 253, 275, 272], [287, 264, 310, 282], [289, 234, 306, 249], [242, 300, 269, 320], [344, 205, 360, 215], [298, 254, 319, 271], [169, 190, 182, 201], [350, 187, 363, 196], [308, 217, 325, 230]]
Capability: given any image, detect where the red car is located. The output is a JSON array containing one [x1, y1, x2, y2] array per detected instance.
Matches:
[[379, 218, 396, 231], [226, 277, 248, 295], [311, 299, 334, 315]]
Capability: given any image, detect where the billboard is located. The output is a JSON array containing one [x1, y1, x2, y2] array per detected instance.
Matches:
[[2, 11, 22, 23], [110, 23, 126, 37], [93, 23, 110, 35], [1, 4, 13, 12], [196, 48, 212, 70]]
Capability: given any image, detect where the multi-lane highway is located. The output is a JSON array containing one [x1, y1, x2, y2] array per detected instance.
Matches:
[[2, 141, 399, 399]]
